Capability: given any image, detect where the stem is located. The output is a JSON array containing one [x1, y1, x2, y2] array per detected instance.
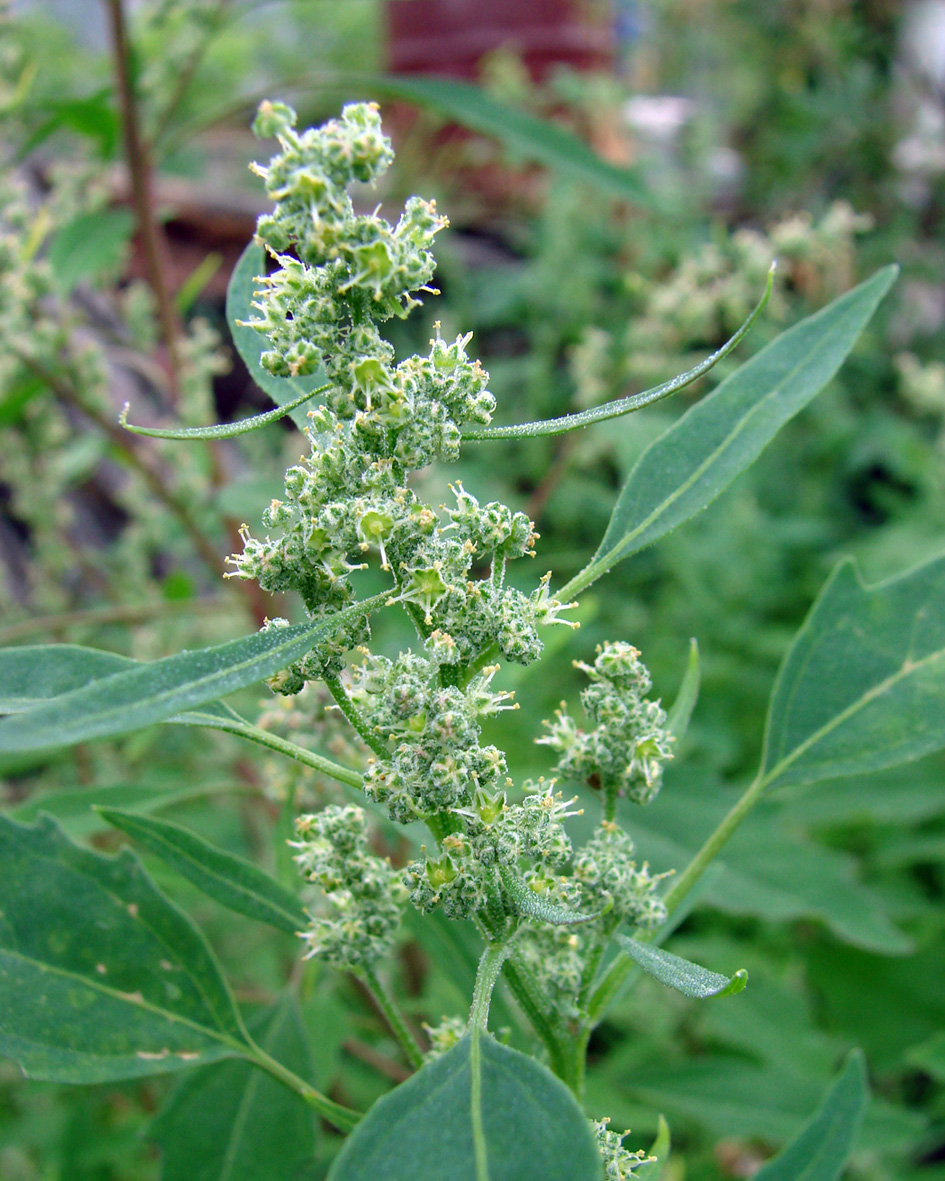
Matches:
[[662, 772, 765, 916], [359, 963, 425, 1071], [501, 951, 569, 1077], [105, 0, 183, 397], [246, 1042, 360, 1133], [468, 941, 514, 1031], [323, 672, 391, 762], [16, 350, 226, 581], [602, 779, 618, 822]]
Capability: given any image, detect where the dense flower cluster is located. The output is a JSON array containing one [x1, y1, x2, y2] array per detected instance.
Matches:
[[539, 641, 675, 805], [293, 804, 407, 970], [592, 1119, 652, 1179]]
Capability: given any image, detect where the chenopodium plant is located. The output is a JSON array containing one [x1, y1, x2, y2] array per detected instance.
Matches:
[[0, 99, 926, 1181]]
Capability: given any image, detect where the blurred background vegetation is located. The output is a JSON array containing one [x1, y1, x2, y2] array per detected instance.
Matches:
[[1, 1, 944, 1178]]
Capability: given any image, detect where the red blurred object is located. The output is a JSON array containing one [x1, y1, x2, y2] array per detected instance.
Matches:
[[385, 0, 614, 81]]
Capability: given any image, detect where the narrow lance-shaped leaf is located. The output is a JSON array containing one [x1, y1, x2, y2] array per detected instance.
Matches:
[[462, 268, 773, 441], [0, 591, 388, 754], [0, 644, 133, 713], [226, 240, 327, 429], [327, 1029, 602, 1181], [149, 995, 319, 1181], [752, 1050, 868, 1181], [561, 266, 898, 600], [0, 812, 248, 1082], [666, 639, 700, 741], [373, 72, 656, 209], [613, 933, 747, 1000], [761, 551, 945, 792], [500, 865, 599, 926], [636, 1115, 671, 1181], [97, 808, 308, 936], [118, 382, 328, 440]]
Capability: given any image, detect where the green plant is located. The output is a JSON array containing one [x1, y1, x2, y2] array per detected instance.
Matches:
[[2, 93, 938, 1181]]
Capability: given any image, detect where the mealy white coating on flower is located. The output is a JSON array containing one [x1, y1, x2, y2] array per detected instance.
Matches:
[[293, 804, 407, 970], [538, 641, 674, 805], [592, 1119, 653, 1179]]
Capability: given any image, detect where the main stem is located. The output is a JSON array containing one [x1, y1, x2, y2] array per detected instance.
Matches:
[[469, 941, 514, 1032]]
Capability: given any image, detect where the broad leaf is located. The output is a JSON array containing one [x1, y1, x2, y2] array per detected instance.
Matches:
[[327, 1030, 602, 1181], [150, 995, 318, 1181], [0, 812, 248, 1082], [563, 266, 897, 598], [373, 74, 655, 209], [613, 934, 747, 999], [0, 592, 386, 754], [753, 1051, 868, 1181], [97, 808, 308, 935], [226, 241, 327, 428], [46, 207, 135, 293], [761, 551, 945, 791]]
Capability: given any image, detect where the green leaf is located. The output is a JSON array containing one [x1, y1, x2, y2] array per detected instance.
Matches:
[[327, 1029, 602, 1181], [563, 266, 898, 598], [226, 240, 327, 428], [753, 1051, 868, 1181], [0, 812, 249, 1082], [0, 592, 387, 754], [119, 382, 329, 440], [612, 934, 747, 999], [666, 639, 700, 741], [500, 866, 598, 926], [906, 1032, 945, 1082], [462, 268, 773, 441], [761, 551, 945, 791], [636, 1115, 671, 1180], [46, 208, 135, 294], [0, 644, 133, 713], [149, 995, 318, 1181], [97, 808, 308, 936], [373, 74, 656, 210]]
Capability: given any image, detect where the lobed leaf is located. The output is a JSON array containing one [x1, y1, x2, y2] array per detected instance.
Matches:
[[97, 808, 308, 936], [613, 933, 747, 999], [0, 812, 248, 1083], [226, 241, 327, 429], [761, 551, 945, 791], [752, 1050, 868, 1181], [327, 1029, 602, 1181], [0, 592, 387, 754], [562, 266, 898, 599]]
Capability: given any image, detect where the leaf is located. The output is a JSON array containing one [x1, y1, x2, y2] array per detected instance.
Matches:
[[563, 266, 898, 598], [666, 639, 700, 741], [612, 934, 747, 999], [753, 1051, 868, 1181], [327, 1029, 602, 1181], [150, 995, 318, 1181], [0, 591, 387, 754], [226, 241, 327, 428], [636, 1115, 670, 1180], [761, 551, 945, 791], [500, 866, 599, 926], [906, 1032, 945, 1082], [0, 812, 249, 1083], [373, 73, 656, 209], [0, 644, 133, 713], [462, 269, 773, 441], [97, 808, 308, 936], [46, 207, 135, 294], [119, 382, 329, 440]]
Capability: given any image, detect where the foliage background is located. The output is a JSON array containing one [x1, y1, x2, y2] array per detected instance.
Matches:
[[1, 1, 944, 1178]]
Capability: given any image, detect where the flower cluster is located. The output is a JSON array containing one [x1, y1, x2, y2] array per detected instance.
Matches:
[[592, 1119, 652, 1179], [293, 805, 407, 971], [539, 642, 674, 805]]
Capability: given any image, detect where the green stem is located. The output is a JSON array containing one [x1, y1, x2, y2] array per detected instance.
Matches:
[[502, 952, 569, 1077], [359, 964, 425, 1071], [246, 1042, 361, 1132], [323, 672, 390, 762], [602, 779, 618, 822], [469, 941, 515, 1031]]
